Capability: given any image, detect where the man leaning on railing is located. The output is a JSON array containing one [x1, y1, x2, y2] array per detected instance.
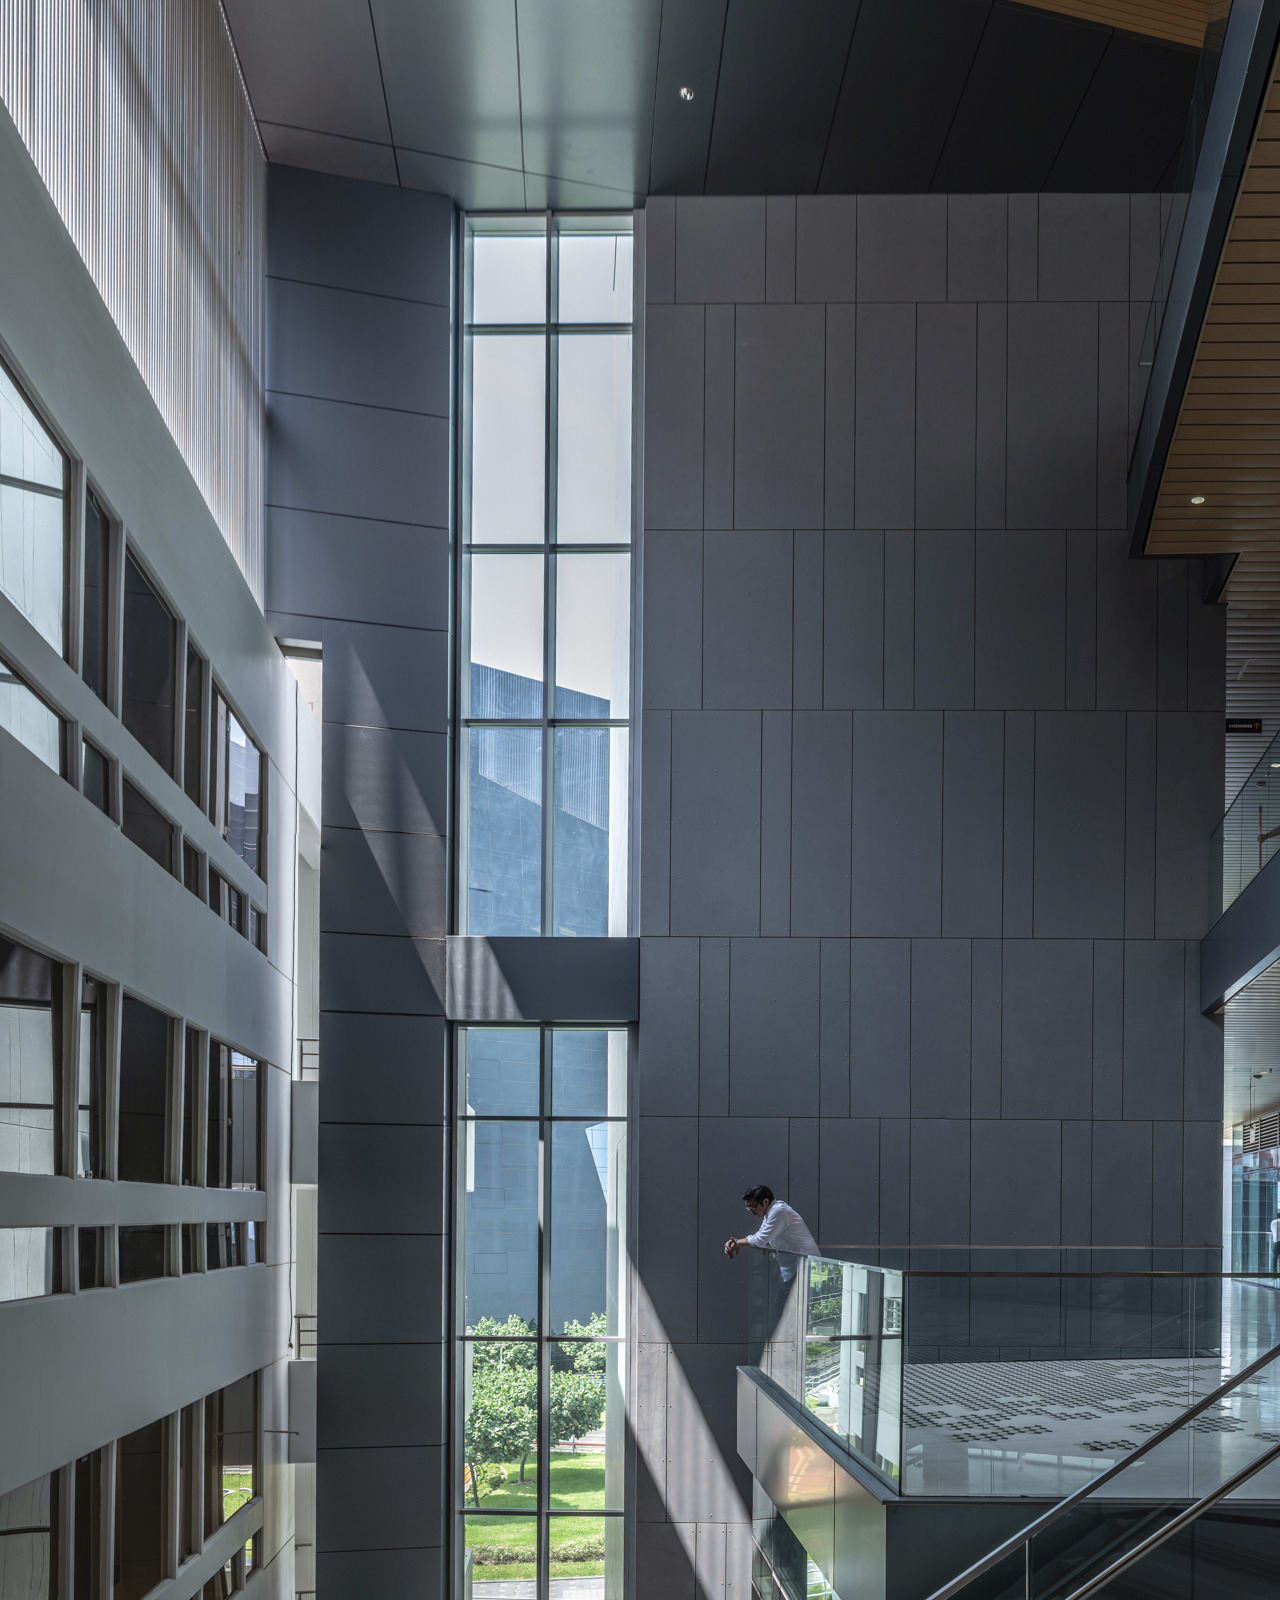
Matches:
[[724, 1183, 817, 1282]]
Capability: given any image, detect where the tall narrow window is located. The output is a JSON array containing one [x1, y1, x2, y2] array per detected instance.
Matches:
[[121, 552, 175, 774], [0, 652, 64, 775], [184, 643, 204, 804], [209, 687, 264, 878], [457, 1026, 627, 1598], [206, 1042, 260, 1190], [82, 490, 111, 702], [0, 1472, 56, 1598], [0, 359, 66, 654], [114, 1421, 163, 1600], [118, 995, 169, 1185], [78, 974, 106, 1178], [0, 936, 56, 1175], [462, 216, 633, 937]]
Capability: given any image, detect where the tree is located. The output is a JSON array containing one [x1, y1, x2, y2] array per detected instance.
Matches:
[[465, 1366, 536, 1505], [550, 1371, 604, 1449]]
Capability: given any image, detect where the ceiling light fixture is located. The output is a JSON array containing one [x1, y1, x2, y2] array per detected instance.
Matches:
[[679, 86, 695, 101], [1190, 495, 1206, 504]]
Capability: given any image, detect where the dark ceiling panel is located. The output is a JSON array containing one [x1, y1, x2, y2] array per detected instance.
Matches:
[[370, 0, 523, 170], [648, 0, 729, 194], [397, 148, 526, 209], [260, 124, 399, 188], [223, 0, 391, 145], [820, 0, 991, 193], [1046, 33, 1198, 190], [931, 2, 1110, 191], [515, 0, 662, 196], [704, 0, 860, 193]]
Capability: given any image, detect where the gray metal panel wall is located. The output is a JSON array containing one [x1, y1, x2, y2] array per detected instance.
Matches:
[[636, 192, 1226, 1597], [264, 164, 453, 1600]]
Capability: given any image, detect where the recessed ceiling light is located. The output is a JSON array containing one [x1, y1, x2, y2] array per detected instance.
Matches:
[[679, 86, 695, 101], [1272, 763, 1279, 768], [1191, 495, 1206, 504]]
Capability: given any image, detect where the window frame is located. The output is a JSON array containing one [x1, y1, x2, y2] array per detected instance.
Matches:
[[457, 212, 637, 940], [453, 1022, 634, 1600]]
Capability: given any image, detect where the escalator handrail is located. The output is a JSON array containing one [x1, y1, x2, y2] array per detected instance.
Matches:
[[923, 1335, 1280, 1600], [1062, 1437, 1280, 1600]]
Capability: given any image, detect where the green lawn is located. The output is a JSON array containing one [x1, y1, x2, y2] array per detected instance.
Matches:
[[466, 1451, 609, 1576]]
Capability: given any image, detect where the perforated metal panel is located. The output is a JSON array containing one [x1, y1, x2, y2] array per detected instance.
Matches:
[[0, 0, 266, 601]]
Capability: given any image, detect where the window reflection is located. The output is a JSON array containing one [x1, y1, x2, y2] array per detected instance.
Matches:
[[207, 1043, 260, 1189], [184, 644, 203, 804], [0, 655, 63, 775], [78, 1226, 108, 1289], [0, 360, 65, 654], [0, 936, 56, 1175], [0, 1227, 59, 1301], [462, 216, 632, 939], [210, 689, 263, 878], [0, 1472, 54, 1599], [122, 552, 175, 774]]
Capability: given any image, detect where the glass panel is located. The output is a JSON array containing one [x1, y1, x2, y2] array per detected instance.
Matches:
[[468, 727, 543, 936], [0, 657, 61, 774], [118, 995, 169, 1184], [470, 552, 544, 717], [464, 1120, 539, 1328], [179, 1405, 197, 1560], [114, 1421, 162, 1600], [75, 1453, 102, 1600], [121, 780, 172, 874], [121, 553, 175, 774], [462, 1341, 539, 1511], [0, 937, 55, 1176], [230, 1053, 259, 1188], [460, 1027, 540, 1116], [552, 727, 628, 937], [470, 335, 546, 544], [183, 841, 201, 896], [0, 1228, 57, 1301], [549, 1341, 622, 1512], [118, 1226, 165, 1283], [181, 1223, 198, 1273], [551, 1030, 626, 1119], [0, 1472, 52, 1600], [83, 491, 110, 701], [473, 233, 547, 325], [558, 232, 633, 324], [554, 552, 629, 717], [83, 740, 110, 812], [549, 1120, 626, 1336], [555, 334, 631, 545], [184, 645, 202, 803], [78, 974, 105, 1179], [207, 1043, 226, 1187], [549, 1515, 622, 1598], [206, 1222, 239, 1269], [227, 709, 263, 876], [0, 484, 63, 653], [78, 1226, 107, 1289], [220, 1375, 256, 1517], [0, 364, 61, 489], [182, 1028, 197, 1184], [462, 1514, 539, 1588]]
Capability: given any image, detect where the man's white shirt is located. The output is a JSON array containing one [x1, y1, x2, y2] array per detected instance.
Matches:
[[746, 1199, 818, 1256]]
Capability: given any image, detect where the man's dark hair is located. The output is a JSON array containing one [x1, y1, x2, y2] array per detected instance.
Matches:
[[743, 1185, 774, 1207]]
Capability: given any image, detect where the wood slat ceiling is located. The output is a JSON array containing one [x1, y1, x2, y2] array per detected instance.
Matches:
[[1148, 78, 1280, 582], [1017, 0, 1211, 49]]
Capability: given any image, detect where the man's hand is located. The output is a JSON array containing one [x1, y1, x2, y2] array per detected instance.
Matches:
[[724, 1237, 740, 1259]]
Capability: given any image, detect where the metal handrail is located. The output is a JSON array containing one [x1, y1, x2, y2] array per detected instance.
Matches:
[[1063, 1438, 1280, 1600], [923, 1334, 1280, 1600]]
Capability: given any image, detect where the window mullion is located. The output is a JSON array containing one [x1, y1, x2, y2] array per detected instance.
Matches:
[[537, 1023, 553, 1598]]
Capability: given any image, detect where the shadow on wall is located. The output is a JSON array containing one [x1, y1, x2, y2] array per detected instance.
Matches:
[[633, 1274, 753, 1597]]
